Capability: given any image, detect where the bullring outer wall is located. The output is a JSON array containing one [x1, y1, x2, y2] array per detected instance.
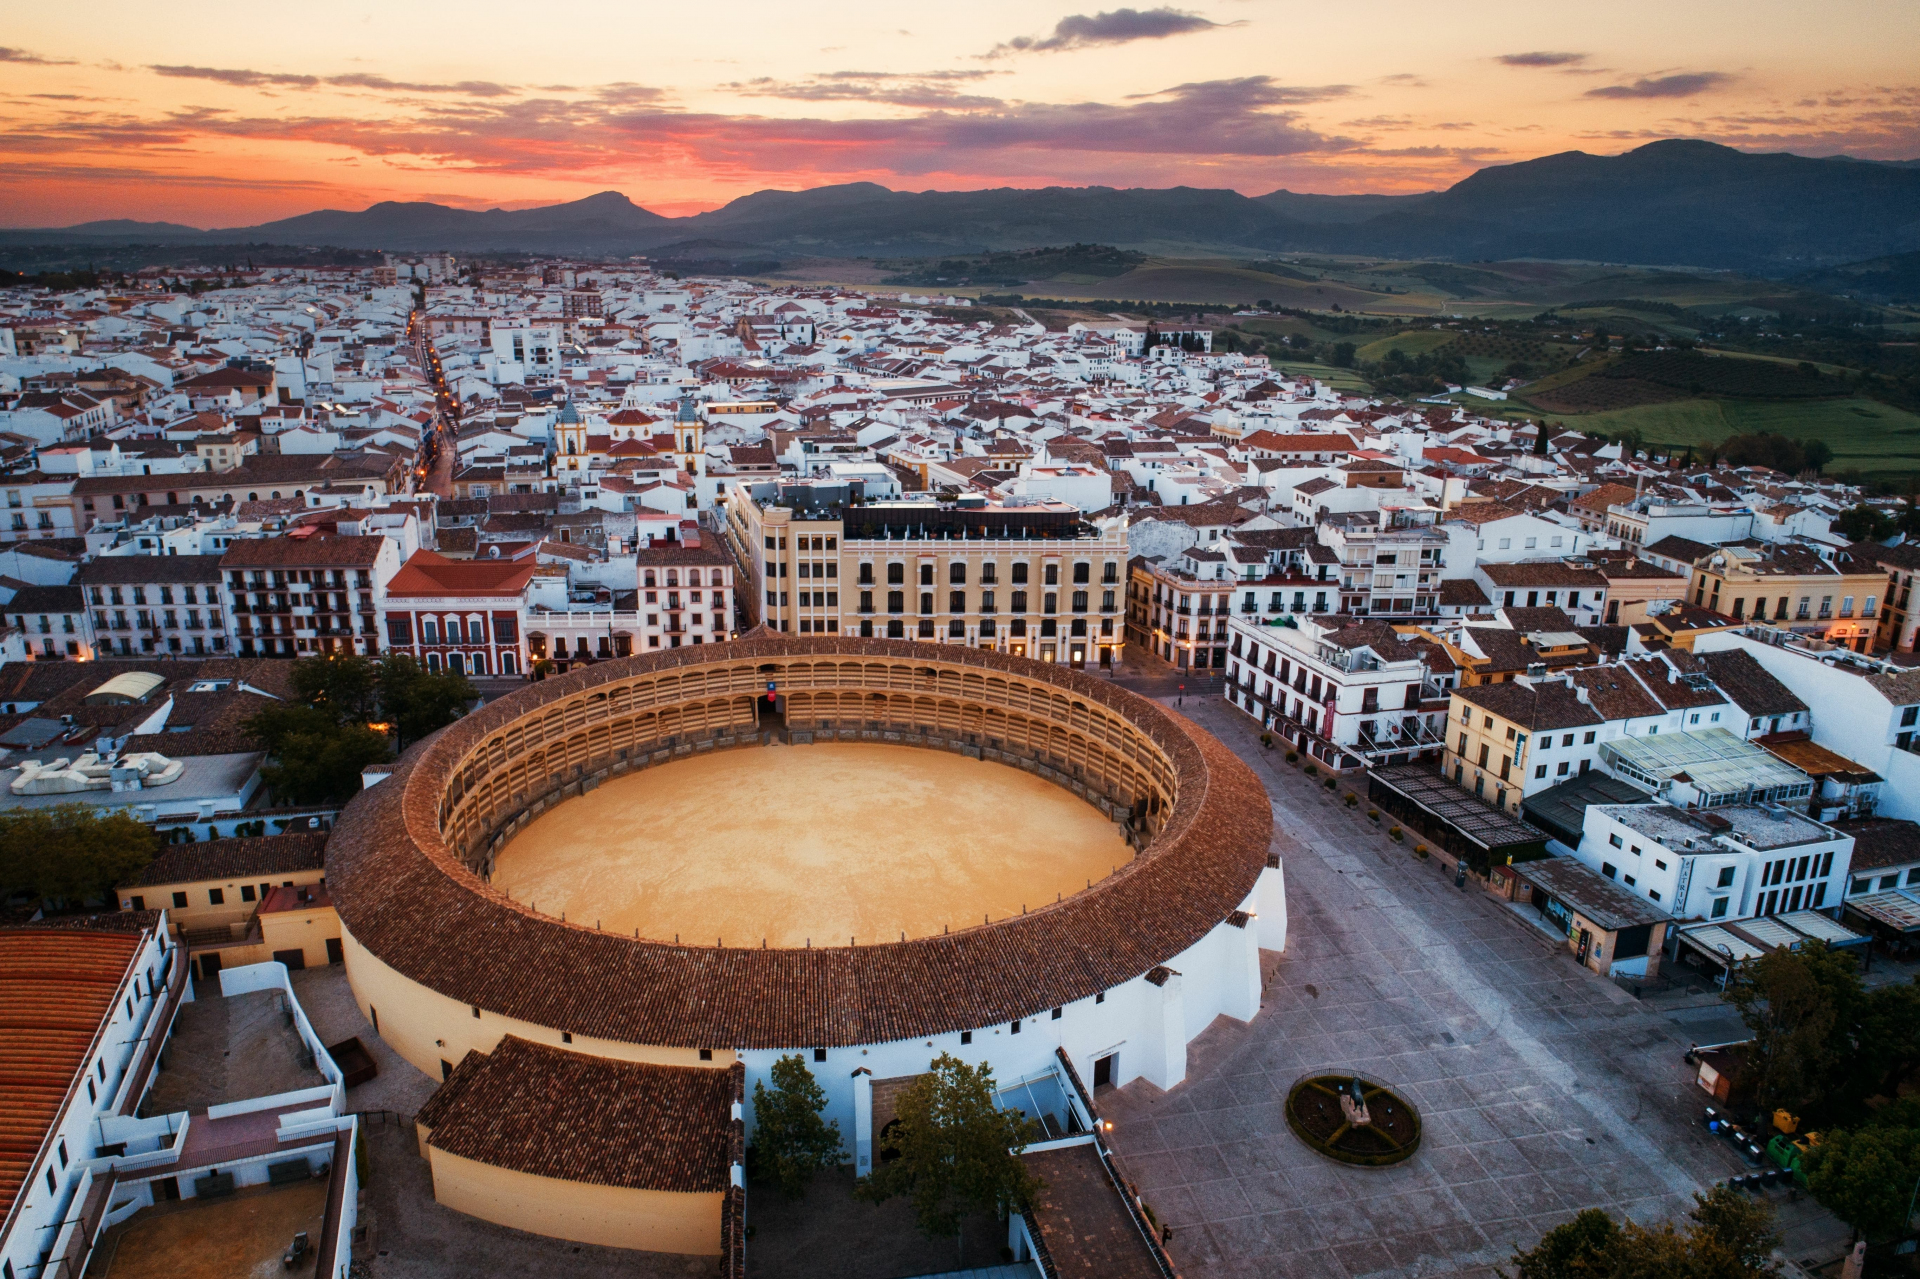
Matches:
[[326, 635, 1281, 1107]]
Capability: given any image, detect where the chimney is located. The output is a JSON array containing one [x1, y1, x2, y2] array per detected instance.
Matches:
[[1575, 683, 1591, 705]]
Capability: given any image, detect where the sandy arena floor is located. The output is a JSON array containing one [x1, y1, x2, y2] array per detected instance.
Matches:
[[491, 742, 1131, 948]]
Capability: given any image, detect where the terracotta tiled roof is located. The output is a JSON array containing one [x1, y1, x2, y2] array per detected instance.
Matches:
[[0, 926, 144, 1219], [129, 833, 326, 888], [326, 636, 1272, 1050], [417, 1036, 740, 1193]]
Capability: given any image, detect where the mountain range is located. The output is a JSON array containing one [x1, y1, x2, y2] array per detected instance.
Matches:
[[7, 140, 1919, 274]]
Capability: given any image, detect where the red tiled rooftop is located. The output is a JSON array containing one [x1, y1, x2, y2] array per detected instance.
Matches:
[[0, 928, 142, 1219]]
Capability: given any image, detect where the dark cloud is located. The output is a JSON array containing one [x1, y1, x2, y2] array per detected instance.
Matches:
[[326, 73, 515, 97], [1586, 73, 1732, 99], [1498, 52, 1588, 68], [147, 65, 517, 95], [12, 74, 1348, 184], [731, 71, 1003, 109], [0, 46, 74, 64], [989, 7, 1235, 57]]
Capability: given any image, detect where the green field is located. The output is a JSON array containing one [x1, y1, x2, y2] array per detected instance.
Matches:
[[1355, 329, 1457, 362], [1264, 358, 1374, 393], [1513, 396, 1920, 477]]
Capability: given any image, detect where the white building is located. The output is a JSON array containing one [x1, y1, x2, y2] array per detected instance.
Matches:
[[1224, 615, 1446, 770], [1574, 802, 1851, 921]]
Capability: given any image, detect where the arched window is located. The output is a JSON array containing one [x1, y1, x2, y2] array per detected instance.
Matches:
[[644, 572, 656, 588], [711, 570, 724, 586], [667, 570, 679, 587]]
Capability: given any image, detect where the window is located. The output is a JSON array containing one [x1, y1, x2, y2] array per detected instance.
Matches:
[[1534, 765, 1547, 779], [1602, 862, 1617, 878], [1012, 562, 1028, 584], [887, 563, 904, 585], [950, 562, 966, 584], [1648, 890, 1661, 901], [240, 885, 256, 902], [1711, 898, 1729, 918], [1072, 562, 1089, 584], [919, 563, 934, 586], [1609, 834, 1623, 848], [1044, 564, 1059, 587], [814, 1048, 826, 1062], [1583, 731, 1596, 745], [172, 891, 187, 908], [960, 1031, 972, 1045], [208, 888, 224, 906]]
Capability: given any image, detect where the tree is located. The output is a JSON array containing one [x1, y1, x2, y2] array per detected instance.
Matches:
[[1805, 1124, 1920, 1242], [1800, 438, 1834, 473], [0, 805, 156, 908], [377, 654, 476, 747], [245, 704, 391, 804], [289, 653, 378, 724], [854, 1054, 1043, 1262], [1725, 942, 1850, 1120], [750, 1055, 845, 1198], [1832, 503, 1893, 543], [1533, 426, 1551, 455], [1505, 1207, 1619, 1279], [1330, 341, 1356, 368], [1855, 980, 1920, 1102], [1503, 1188, 1780, 1279]]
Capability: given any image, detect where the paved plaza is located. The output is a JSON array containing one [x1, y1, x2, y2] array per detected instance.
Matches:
[[1101, 696, 1756, 1278]]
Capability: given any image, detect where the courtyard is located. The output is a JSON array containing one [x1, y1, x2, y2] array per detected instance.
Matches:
[[1099, 694, 1761, 1278]]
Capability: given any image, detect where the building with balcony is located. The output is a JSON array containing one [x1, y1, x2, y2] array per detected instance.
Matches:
[[1126, 533, 1334, 671], [79, 554, 227, 657], [1318, 510, 1447, 618], [1684, 542, 1883, 650], [1224, 616, 1447, 770], [219, 532, 398, 658], [724, 480, 1128, 667], [383, 549, 537, 677], [4, 583, 88, 660]]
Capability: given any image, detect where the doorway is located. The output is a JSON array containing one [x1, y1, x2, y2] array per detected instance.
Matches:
[[325, 938, 344, 965], [197, 952, 222, 981], [273, 948, 307, 971], [1093, 1052, 1117, 1090], [1576, 929, 1592, 965]]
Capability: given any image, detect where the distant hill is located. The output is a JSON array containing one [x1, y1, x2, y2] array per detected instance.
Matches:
[[1789, 250, 1920, 304], [4, 141, 1918, 273]]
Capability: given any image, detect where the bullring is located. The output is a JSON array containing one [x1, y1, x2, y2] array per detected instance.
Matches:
[[326, 633, 1285, 1254]]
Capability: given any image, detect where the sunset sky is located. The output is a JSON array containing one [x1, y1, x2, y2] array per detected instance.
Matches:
[[2, 0, 1916, 228]]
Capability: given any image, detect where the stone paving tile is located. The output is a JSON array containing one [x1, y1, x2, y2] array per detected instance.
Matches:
[[1101, 699, 1750, 1276]]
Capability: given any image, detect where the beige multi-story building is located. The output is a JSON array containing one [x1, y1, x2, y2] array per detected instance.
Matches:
[[723, 480, 1130, 667]]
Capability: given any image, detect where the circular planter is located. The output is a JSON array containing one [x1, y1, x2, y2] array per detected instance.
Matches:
[[1285, 1074, 1422, 1166]]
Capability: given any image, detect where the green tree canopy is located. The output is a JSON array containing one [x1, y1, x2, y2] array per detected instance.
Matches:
[[750, 1054, 845, 1198], [0, 804, 156, 908], [288, 652, 379, 724], [377, 655, 476, 747], [1805, 1123, 1920, 1242], [854, 1054, 1043, 1260], [244, 704, 391, 805], [1724, 941, 1856, 1120], [1504, 1187, 1779, 1279]]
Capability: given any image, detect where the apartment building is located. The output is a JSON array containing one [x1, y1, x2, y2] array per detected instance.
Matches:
[[78, 554, 228, 657], [1445, 676, 1605, 815], [1685, 542, 1883, 649], [725, 480, 1129, 667], [1476, 560, 1609, 627], [1851, 540, 1920, 654], [1573, 802, 1851, 922], [1694, 627, 1920, 821], [1224, 616, 1446, 769], [1320, 510, 1447, 617], [220, 533, 399, 658], [2, 474, 82, 542], [383, 549, 537, 677], [4, 584, 88, 659]]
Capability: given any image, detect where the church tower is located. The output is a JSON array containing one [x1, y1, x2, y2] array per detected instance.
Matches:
[[674, 394, 704, 476], [555, 395, 586, 473]]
